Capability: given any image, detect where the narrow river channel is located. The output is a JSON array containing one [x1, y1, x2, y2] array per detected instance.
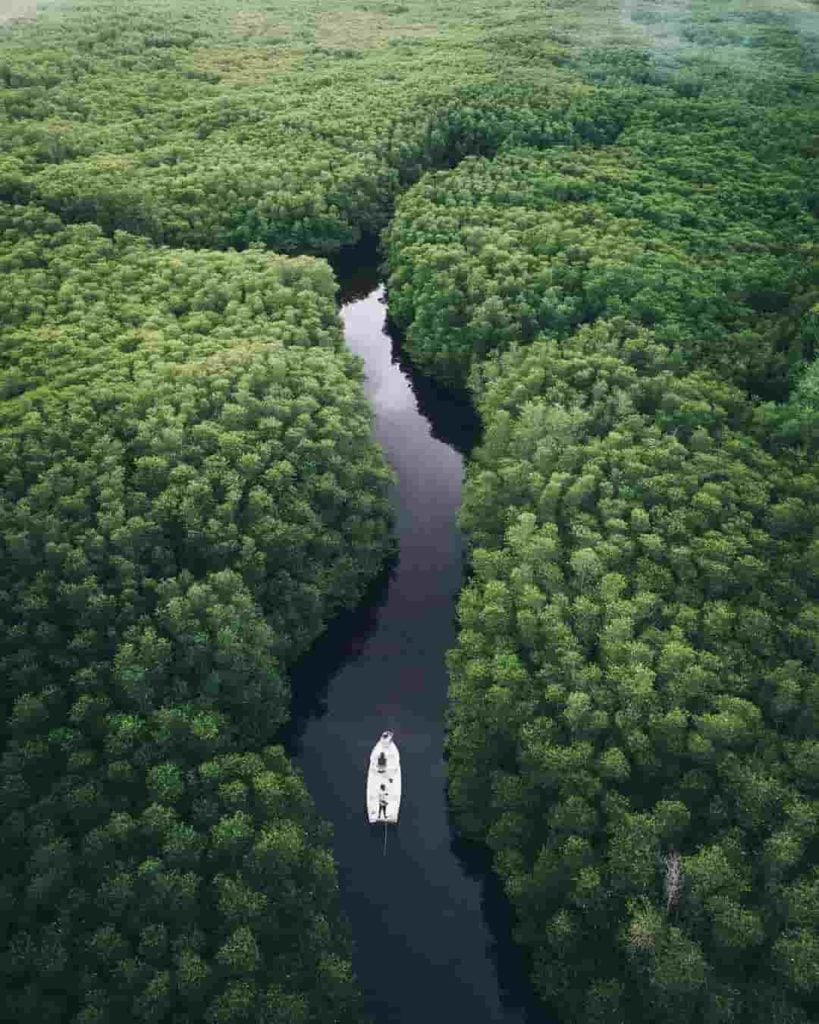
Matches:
[[283, 252, 556, 1024]]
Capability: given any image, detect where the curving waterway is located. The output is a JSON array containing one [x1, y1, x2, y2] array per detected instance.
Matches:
[[283, 250, 556, 1024]]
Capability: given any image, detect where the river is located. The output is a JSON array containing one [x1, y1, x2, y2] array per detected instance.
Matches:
[[283, 247, 556, 1024]]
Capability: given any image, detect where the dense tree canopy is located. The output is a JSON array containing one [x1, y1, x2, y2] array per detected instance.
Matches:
[[0, 203, 393, 1022], [445, 322, 819, 1022], [0, 203, 394, 692], [379, 6, 817, 1020], [385, 107, 816, 396], [0, 0, 633, 253], [1, 0, 817, 1020], [2, 734, 362, 1024]]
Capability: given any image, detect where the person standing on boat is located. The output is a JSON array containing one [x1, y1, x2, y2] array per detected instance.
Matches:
[[378, 785, 388, 820]]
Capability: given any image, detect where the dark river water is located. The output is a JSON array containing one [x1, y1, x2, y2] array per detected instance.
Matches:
[[283, 249, 555, 1024]]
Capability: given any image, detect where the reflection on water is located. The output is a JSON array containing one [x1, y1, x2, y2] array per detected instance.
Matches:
[[284, 247, 554, 1024], [386, 313, 481, 458], [284, 556, 396, 756]]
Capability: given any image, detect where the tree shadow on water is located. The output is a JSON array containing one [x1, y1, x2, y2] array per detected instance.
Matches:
[[384, 312, 482, 459], [450, 828, 561, 1024], [281, 552, 397, 758], [332, 234, 384, 305]]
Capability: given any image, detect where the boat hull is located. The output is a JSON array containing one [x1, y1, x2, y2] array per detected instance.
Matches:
[[367, 732, 401, 824]]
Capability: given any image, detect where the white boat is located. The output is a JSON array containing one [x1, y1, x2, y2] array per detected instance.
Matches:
[[367, 730, 401, 828]]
